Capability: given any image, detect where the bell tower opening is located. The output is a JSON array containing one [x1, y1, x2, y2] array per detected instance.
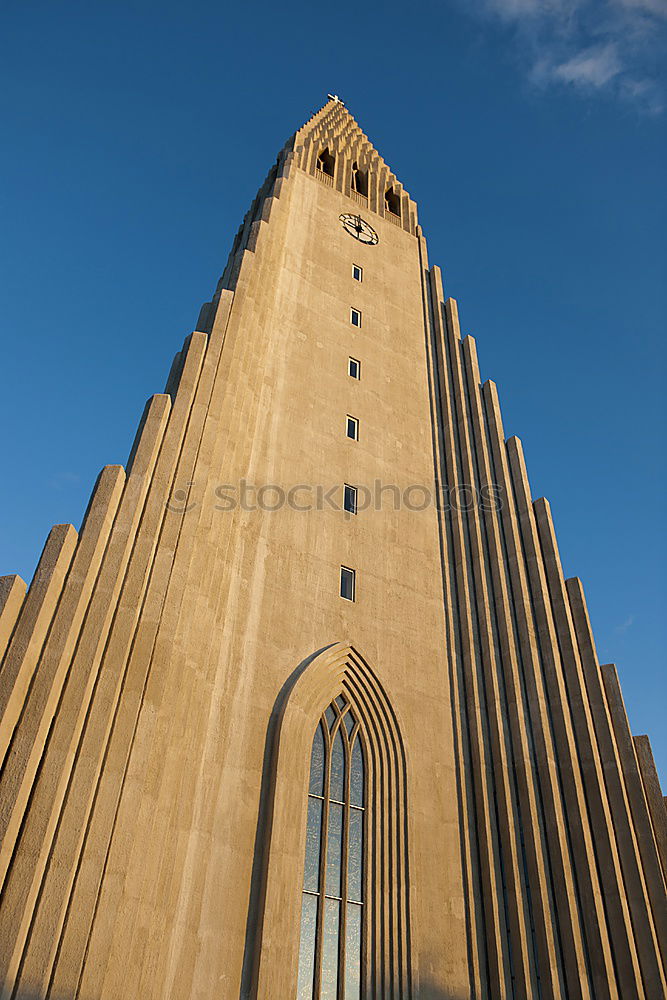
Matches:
[[384, 185, 401, 217], [316, 147, 335, 177], [351, 162, 368, 197]]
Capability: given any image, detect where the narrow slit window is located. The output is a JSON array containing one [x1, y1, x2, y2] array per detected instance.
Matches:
[[344, 485, 357, 515], [352, 264, 363, 282], [346, 416, 359, 441], [350, 308, 361, 328], [348, 357, 360, 380], [340, 566, 356, 602]]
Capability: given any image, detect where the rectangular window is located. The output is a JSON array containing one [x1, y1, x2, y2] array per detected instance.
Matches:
[[344, 484, 357, 515], [346, 415, 359, 441], [352, 264, 363, 282], [340, 566, 356, 602], [350, 308, 361, 328], [348, 357, 360, 380]]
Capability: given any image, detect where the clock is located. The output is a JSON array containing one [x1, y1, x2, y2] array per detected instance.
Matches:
[[339, 213, 379, 246]]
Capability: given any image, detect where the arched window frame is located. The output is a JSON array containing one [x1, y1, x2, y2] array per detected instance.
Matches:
[[247, 643, 412, 1000]]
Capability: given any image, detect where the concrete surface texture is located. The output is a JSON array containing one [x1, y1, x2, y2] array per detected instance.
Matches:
[[0, 98, 665, 999]]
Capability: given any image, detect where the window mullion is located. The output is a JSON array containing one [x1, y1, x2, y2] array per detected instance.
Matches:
[[339, 723, 352, 999], [313, 716, 331, 1000], [298, 704, 367, 1000], [361, 743, 369, 1000]]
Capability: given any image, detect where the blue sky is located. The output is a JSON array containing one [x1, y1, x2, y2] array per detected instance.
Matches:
[[1, 0, 665, 777]]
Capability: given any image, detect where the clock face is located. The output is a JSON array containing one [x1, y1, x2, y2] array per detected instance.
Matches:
[[339, 213, 379, 246]]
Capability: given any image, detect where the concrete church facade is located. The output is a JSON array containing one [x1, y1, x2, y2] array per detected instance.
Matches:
[[0, 98, 665, 999]]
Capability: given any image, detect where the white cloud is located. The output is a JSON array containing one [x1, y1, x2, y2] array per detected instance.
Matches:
[[551, 42, 622, 88], [464, 0, 666, 111], [615, 614, 637, 634], [614, 0, 667, 18]]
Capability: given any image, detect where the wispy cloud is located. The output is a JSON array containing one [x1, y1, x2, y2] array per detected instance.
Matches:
[[537, 41, 623, 87], [465, 0, 666, 111], [616, 0, 667, 15], [615, 614, 637, 634]]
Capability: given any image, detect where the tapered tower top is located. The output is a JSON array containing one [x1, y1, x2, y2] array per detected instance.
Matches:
[[284, 96, 419, 234]]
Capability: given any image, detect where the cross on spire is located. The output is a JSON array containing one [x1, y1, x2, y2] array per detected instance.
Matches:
[[327, 93, 344, 105]]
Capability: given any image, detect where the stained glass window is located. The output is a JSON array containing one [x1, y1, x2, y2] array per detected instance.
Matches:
[[297, 696, 365, 999]]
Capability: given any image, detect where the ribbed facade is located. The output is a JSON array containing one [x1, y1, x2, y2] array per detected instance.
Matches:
[[0, 99, 664, 999]]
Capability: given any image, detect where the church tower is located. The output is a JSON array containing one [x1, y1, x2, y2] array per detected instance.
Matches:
[[0, 98, 665, 1000]]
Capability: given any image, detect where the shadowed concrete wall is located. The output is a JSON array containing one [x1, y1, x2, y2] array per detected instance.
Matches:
[[0, 98, 664, 1000]]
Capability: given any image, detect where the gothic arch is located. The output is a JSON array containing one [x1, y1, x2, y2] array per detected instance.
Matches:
[[245, 642, 413, 999]]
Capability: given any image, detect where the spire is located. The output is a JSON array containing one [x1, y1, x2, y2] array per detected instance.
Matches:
[[287, 97, 419, 234]]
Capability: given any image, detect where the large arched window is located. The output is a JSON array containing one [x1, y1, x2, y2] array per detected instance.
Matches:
[[297, 694, 365, 1000], [249, 644, 410, 1000]]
